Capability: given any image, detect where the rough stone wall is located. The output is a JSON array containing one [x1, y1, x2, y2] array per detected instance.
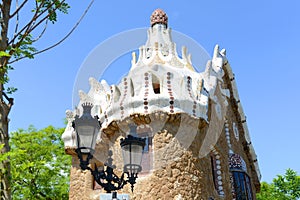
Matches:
[[68, 111, 258, 200], [118, 129, 213, 199], [68, 157, 101, 200]]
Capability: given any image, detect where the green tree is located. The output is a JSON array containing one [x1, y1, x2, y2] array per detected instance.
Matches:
[[0, 1, 94, 199], [0, 1, 70, 199], [257, 169, 300, 200], [0, 125, 71, 199]]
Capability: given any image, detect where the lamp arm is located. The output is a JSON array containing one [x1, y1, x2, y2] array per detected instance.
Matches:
[[93, 165, 108, 187], [113, 171, 127, 190], [92, 164, 128, 193]]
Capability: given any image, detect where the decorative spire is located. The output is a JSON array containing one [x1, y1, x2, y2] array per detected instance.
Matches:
[[150, 9, 168, 27]]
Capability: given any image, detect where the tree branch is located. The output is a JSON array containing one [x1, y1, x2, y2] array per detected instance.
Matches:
[[8, 0, 50, 46], [9, 0, 29, 19], [13, 0, 20, 38], [8, 0, 64, 56], [32, 20, 48, 43], [8, 0, 95, 64], [2, 92, 14, 112], [28, 8, 55, 33], [28, 0, 66, 32]]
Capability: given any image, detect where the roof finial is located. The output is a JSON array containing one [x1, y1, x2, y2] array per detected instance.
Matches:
[[150, 9, 168, 28]]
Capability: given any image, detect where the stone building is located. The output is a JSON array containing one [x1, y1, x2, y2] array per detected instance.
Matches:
[[62, 9, 261, 200]]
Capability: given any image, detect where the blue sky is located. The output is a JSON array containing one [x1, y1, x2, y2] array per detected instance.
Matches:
[[9, 1, 300, 183]]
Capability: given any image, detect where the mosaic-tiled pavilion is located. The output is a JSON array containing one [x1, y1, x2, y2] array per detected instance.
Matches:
[[62, 9, 261, 200]]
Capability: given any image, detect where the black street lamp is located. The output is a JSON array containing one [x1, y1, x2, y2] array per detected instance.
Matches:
[[73, 103, 146, 193]]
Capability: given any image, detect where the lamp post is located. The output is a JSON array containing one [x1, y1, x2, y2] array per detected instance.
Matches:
[[72, 103, 146, 193]]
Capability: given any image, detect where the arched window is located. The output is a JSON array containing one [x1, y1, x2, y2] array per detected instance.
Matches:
[[152, 74, 160, 94], [137, 124, 153, 175], [229, 154, 253, 200]]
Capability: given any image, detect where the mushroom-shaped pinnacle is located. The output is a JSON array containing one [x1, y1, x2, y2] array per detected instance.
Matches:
[[150, 9, 168, 28]]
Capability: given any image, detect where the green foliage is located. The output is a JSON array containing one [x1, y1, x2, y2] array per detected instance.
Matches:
[[34, 0, 70, 23], [8, 34, 37, 60], [48, 1, 70, 22], [6, 87, 18, 94], [0, 125, 71, 199], [0, 51, 11, 57], [257, 169, 300, 200]]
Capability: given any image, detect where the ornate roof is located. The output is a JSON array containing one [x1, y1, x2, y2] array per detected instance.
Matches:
[[63, 9, 228, 148]]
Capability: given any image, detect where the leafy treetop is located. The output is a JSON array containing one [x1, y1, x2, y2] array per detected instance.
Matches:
[[0, 125, 71, 199], [257, 169, 300, 200]]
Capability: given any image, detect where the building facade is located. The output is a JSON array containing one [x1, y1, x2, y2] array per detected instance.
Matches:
[[62, 9, 261, 200]]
